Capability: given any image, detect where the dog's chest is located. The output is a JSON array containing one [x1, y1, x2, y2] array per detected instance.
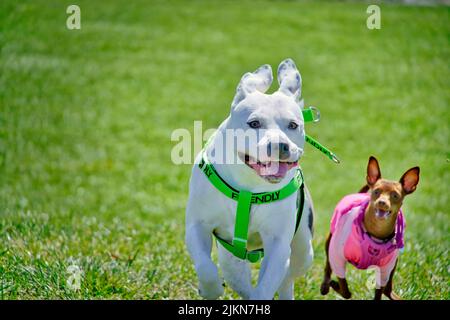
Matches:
[[189, 166, 299, 248], [213, 202, 262, 236], [212, 199, 295, 250]]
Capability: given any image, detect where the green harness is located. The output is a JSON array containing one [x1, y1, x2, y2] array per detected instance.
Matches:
[[199, 106, 338, 263]]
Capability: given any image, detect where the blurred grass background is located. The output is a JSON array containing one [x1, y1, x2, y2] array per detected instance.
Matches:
[[0, 0, 448, 299]]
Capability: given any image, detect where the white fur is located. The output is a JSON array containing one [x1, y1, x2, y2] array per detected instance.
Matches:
[[185, 59, 314, 300]]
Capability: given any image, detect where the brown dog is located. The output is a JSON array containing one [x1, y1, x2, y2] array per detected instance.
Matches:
[[320, 156, 420, 299]]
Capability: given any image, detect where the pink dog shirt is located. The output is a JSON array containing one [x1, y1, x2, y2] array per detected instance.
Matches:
[[328, 193, 405, 287]]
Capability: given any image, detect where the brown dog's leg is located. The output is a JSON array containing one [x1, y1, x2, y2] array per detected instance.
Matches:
[[321, 233, 352, 299], [374, 259, 402, 300], [330, 277, 352, 299], [374, 287, 384, 300], [320, 233, 333, 295], [382, 259, 402, 300]]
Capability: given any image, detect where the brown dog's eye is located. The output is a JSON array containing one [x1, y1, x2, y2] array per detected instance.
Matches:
[[391, 192, 400, 201], [373, 189, 381, 197]]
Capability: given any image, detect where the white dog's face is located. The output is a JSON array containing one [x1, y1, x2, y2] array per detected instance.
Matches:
[[227, 59, 306, 184]]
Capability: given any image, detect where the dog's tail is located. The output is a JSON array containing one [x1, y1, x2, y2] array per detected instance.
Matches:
[[359, 185, 370, 193]]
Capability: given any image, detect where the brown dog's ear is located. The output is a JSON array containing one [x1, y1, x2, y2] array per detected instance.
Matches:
[[366, 156, 381, 186], [400, 167, 420, 194]]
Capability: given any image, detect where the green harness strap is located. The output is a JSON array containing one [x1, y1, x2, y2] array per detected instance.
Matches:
[[199, 106, 338, 263], [199, 153, 304, 263]]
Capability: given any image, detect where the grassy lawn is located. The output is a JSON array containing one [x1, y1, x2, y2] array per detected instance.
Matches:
[[0, 0, 448, 299]]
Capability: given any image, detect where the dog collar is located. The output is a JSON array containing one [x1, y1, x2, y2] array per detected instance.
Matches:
[[199, 152, 304, 263]]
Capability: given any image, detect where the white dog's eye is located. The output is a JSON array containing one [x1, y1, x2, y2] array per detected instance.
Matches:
[[247, 120, 261, 129], [288, 121, 298, 130]]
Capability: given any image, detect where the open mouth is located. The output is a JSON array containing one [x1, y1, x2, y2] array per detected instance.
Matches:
[[240, 153, 298, 183], [375, 208, 392, 219]]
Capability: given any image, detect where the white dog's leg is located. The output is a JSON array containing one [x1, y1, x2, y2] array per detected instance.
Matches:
[[277, 233, 313, 299], [217, 245, 253, 299], [250, 236, 291, 300], [278, 191, 315, 300], [278, 276, 294, 300], [278, 233, 314, 299], [185, 223, 224, 299]]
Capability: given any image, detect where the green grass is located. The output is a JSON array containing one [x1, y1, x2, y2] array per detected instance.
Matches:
[[0, 0, 448, 299]]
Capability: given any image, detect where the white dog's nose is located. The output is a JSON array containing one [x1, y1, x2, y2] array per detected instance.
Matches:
[[267, 142, 290, 160]]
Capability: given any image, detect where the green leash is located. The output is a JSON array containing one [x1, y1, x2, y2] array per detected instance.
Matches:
[[302, 107, 340, 163], [199, 106, 339, 263]]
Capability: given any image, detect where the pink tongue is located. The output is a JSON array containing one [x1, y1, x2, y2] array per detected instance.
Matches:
[[376, 209, 389, 218], [257, 162, 290, 177]]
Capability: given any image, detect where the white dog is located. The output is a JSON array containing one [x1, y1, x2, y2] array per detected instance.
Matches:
[[185, 59, 314, 300]]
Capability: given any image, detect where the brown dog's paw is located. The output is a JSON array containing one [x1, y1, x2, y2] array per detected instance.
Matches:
[[329, 280, 340, 292], [320, 281, 330, 295], [330, 280, 352, 299], [385, 291, 402, 300], [341, 291, 352, 299]]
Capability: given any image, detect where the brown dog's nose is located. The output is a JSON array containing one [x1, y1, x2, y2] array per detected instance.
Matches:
[[377, 199, 389, 209]]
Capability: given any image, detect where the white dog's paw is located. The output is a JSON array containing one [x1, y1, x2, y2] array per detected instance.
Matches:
[[249, 290, 273, 300], [198, 281, 224, 300], [196, 262, 224, 299]]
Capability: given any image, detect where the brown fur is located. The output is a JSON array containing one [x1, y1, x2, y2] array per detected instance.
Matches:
[[363, 179, 404, 239], [321, 156, 420, 300]]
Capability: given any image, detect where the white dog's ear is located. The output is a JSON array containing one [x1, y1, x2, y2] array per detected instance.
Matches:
[[277, 58, 302, 102], [231, 64, 273, 109]]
